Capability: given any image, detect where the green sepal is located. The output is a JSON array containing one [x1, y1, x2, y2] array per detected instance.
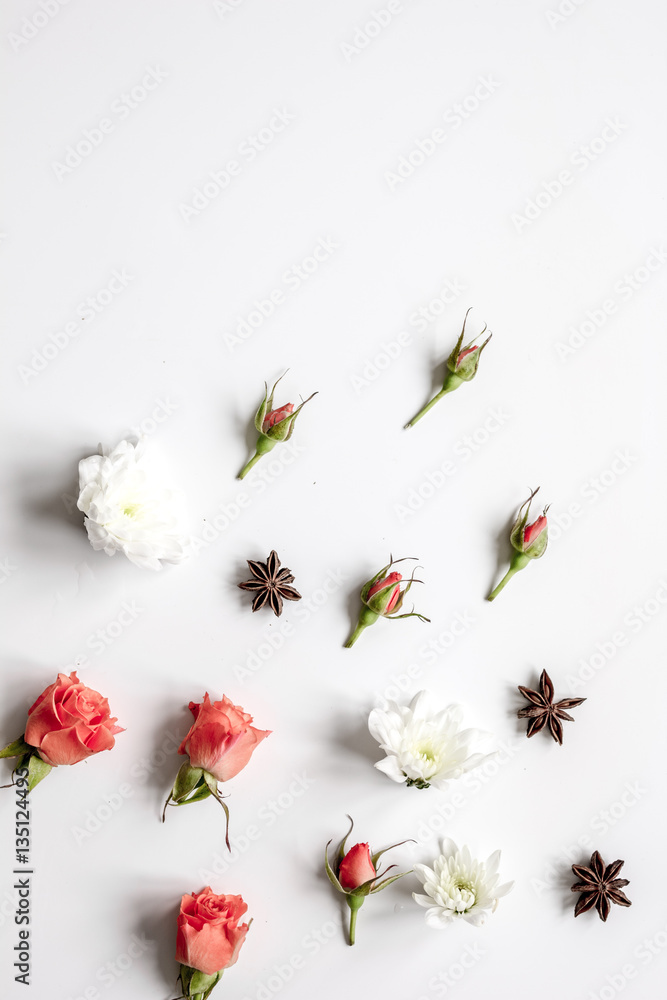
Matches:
[[26, 753, 52, 791], [369, 869, 414, 894], [180, 964, 222, 999], [202, 772, 232, 850], [0, 735, 31, 759], [446, 307, 491, 382], [263, 391, 317, 442], [175, 783, 212, 806], [172, 763, 204, 803], [510, 488, 540, 552], [371, 838, 415, 867]]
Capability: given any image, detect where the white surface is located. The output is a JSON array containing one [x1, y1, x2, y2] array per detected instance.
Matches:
[[1, 1, 667, 998]]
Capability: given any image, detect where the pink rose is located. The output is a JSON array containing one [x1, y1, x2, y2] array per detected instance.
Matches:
[[175, 887, 249, 977], [339, 843, 376, 890], [367, 572, 402, 613], [523, 513, 548, 548], [178, 694, 271, 782], [24, 671, 123, 767], [262, 403, 293, 431]]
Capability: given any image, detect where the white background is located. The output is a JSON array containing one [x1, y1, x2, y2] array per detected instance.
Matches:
[[1, 1, 667, 998]]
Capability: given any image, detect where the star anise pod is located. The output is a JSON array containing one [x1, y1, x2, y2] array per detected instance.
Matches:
[[571, 851, 632, 921], [238, 550, 301, 617], [517, 669, 585, 744]]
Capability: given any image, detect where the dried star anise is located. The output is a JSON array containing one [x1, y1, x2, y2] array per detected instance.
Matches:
[[571, 851, 632, 921], [517, 669, 585, 744], [238, 550, 301, 617]]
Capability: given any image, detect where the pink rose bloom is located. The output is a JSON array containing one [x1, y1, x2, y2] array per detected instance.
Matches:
[[339, 843, 377, 890], [24, 671, 123, 767], [262, 403, 293, 432], [179, 694, 271, 782], [368, 572, 402, 613], [176, 887, 249, 976], [524, 514, 548, 548]]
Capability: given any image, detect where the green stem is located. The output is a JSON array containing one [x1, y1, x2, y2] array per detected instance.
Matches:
[[404, 374, 461, 428], [346, 895, 364, 946], [237, 452, 262, 480], [344, 622, 367, 647], [487, 553, 530, 601], [344, 608, 379, 648]]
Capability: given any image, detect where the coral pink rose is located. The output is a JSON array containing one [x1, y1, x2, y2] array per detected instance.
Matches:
[[24, 671, 123, 766], [175, 887, 249, 976], [339, 843, 376, 890], [178, 694, 270, 782], [262, 402, 293, 431], [367, 572, 402, 613]]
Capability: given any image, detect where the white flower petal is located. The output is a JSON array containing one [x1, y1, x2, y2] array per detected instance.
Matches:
[[76, 439, 187, 571]]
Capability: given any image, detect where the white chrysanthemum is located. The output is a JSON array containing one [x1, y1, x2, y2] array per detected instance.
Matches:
[[368, 691, 496, 789], [77, 439, 187, 571], [413, 839, 514, 927]]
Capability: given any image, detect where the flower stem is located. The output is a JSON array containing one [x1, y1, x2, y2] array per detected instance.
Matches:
[[346, 895, 364, 946], [487, 554, 530, 601], [237, 452, 262, 480], [404, 375, 461, 428], [344, 608, 379, 648], [344, 622, 367, 647]]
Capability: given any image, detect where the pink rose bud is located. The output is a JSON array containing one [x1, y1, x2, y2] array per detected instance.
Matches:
[[163, 694, 270, 850], [325, 817, 413, 945], [175, 886, 250, 998], [238, 373, 317, 480], [487, 487, 550, 601], [262, 402, 293, 431], [1, 671, 123, 792], [345, 556, 429, 648], [405, 308, 492, 428], [367, 572, 402, 613], [339, 843, 377, 890]]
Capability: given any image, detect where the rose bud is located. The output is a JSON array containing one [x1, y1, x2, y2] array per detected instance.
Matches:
[[0, 672, 123, 792], [405, 307, 492, 427], [175, 886, 250, 999], [345, 556, 430, 647], [325, 817, 413, 945], [237, 373, 317, 479], [163, 694, 270, 850], [487, 487, 550, 601]]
